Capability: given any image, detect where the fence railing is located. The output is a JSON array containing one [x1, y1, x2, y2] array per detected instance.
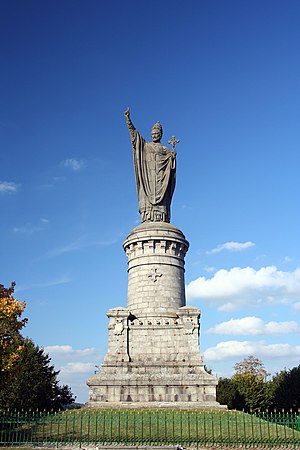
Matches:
[[0, 409, 299, 448]]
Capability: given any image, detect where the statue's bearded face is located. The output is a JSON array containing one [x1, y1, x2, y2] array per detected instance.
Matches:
[[152, 129, 162, 143]]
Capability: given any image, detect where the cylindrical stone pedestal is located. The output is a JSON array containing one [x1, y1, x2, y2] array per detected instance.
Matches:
[[87, 222, 224, 408], [123, 222, 189, 317]]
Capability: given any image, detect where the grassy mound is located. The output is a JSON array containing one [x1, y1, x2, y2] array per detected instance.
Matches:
[[1, 408, 299, 447]]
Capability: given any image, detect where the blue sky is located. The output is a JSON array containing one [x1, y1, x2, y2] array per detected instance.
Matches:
[[1, 0, 300, 403]]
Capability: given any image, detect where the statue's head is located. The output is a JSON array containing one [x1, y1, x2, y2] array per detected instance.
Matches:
[[151, 121, 163, 143]]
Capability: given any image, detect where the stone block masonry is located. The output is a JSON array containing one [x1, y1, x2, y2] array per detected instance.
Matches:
[[87, 222, 224, 408]]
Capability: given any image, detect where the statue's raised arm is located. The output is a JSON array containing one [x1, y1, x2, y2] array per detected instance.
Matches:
[[124, 109, 177, 224], [124, 107, 132, 125], [124, 107, 137, 142]]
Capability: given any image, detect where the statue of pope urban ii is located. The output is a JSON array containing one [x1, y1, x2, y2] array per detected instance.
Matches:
[[124, 108, 176, 223]]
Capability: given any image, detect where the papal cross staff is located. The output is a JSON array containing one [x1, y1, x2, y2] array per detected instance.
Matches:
[[168, 135, 180, 153]]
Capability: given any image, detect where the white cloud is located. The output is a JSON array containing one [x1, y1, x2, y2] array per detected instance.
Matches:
[[62, 158, 85, 171], [0, 181, 19, 193], [60, 362, 95, 374], [264, 321, 300, 334], [204, 266, 217, 273], [43, 345, 100, 403], [206, 241, 255, 255], [44, 345, 96, 357], [204, 340, 300, 361], [13, 218, 49, 234], [186, 266, 300, 310], [13, 218, 49, 235], [204, 341, 254, 361], [293, 302, 300, 311], [13, 224, 41, 234], [206, 316, 300, 335]]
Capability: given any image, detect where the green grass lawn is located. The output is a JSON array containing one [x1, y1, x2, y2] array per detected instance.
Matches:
[[1, 408, 300, 447]]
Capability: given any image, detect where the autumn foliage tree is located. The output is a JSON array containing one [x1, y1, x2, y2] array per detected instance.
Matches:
[[0, 282, 27, 374], [0, 282, 75, 410]]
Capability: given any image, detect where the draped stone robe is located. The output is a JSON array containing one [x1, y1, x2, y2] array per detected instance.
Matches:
[[128, 125, 176, 223]]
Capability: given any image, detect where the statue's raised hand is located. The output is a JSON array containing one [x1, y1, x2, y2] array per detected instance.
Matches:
[[124, 107, 130, 118]]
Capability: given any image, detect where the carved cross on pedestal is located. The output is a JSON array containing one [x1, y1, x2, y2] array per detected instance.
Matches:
[[168, 135, 180, 151], [147, 267, 162, 282]]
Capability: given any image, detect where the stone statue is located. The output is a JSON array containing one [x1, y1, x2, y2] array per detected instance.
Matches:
[[124, 108, 178, 223]]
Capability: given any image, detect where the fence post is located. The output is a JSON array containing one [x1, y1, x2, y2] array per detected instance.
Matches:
[[195, 411, 199, 449], [296, 410, 300, 432], [250, 410, 254, 447], [79, 410, 83, 448], [117, 410, 120, 443], [243, 410, 247, 448], [211, 411, 215, 446], [291, 410, 296, 450], [226, 410, 230, 447], [203, 410, 207, 446], [125, 410, 129, 444], [189, 410, 192, 447], [102, 410, 106, 445], [180, 409, 182, 445]]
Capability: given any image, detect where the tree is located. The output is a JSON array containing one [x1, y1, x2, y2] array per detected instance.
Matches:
[[0, 282, 27, 373], [0, 338, 75, 410], [216, 377, 245, 410], [271, 365, 300, 411], [232, 356, 272, 411], [233, 373, 272, 411], [234, 355, 270, 379], [0, 282, 75, 410]]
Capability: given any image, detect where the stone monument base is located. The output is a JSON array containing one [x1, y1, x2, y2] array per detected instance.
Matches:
[[87, 307, 224, 408], [87, 222, 225, 409]]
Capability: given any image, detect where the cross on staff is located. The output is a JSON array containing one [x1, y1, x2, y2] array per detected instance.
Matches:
[[168, 135, 180, 151]]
